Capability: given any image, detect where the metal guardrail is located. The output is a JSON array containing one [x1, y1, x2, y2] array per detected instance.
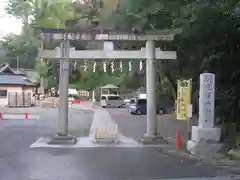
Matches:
[[0, 112, 40, 120]]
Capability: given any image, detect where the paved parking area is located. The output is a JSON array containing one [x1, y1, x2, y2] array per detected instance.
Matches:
[[108, 108, 197, 144], [25, 148, 238, 180], [0, 107, 93, 180], [0, 106, 239, 180]]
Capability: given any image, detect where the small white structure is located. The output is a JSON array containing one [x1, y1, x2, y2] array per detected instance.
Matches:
[[139, 93, 147, 99], [93, 124, 119, 143], [92, 90, 96, 102], [91, 109, 119, 144], [100, 84, 119, 95], [187, 73, 222, 156], [68, 88, 78, 95], [0, 64, 37, 107], [58, 88, 78, 96]]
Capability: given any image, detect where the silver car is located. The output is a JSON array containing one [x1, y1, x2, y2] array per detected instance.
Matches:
[[100, 94, 125, 108]]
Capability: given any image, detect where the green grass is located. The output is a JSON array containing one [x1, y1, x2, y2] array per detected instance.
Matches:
[[69, 128, 90, 137]]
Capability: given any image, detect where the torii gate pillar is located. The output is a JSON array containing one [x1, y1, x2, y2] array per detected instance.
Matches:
[[58, 35, 70, 137], [145, 40, 158, 138]]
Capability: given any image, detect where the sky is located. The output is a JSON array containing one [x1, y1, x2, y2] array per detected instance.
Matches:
[[0, 0, 23, 38], [0, 0, 86, 38]]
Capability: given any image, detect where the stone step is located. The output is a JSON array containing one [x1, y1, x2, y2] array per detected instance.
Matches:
[[93, 124, 119, 143], [90, 108, 119, 144]]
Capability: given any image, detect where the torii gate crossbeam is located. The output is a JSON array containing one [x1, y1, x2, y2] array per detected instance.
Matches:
[[39, 48, 177, 60]]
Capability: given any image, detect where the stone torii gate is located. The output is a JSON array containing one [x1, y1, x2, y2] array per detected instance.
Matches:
[[38, 28, 178, 144]]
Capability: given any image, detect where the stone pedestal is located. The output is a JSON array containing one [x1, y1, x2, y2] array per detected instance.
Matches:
[[140, 134, 167, 145], [191, 126, 221, 142], [48, 134, 77, 145], [187, 126, 222, 156]]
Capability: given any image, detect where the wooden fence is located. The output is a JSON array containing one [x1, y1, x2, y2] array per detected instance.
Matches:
[[8, 92, 32, 107]]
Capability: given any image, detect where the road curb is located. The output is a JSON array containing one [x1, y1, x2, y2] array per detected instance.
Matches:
[[157, 145, 240, 172]]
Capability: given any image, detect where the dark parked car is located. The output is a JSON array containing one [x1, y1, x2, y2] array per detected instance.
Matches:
[[125, 98, 136, 108], [128, 98, 165, 115]]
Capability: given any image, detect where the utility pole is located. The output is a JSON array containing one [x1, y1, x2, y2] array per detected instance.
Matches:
[[40, 40, 44, 94], [16, 56, 19, 71]]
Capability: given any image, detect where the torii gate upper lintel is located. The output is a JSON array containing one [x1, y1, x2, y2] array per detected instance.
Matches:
[[38, 28, 179, 144]]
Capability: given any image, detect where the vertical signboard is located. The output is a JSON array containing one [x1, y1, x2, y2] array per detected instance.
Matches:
[[176, 79, 192, 120], [198, 73, 215, 128]]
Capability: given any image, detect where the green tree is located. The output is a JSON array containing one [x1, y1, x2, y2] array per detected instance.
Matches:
[[111, 0, 240, 131]]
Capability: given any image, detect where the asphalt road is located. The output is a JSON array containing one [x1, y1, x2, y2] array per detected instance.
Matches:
[[24, 148, 238, 180], [107, 108, 198, 144], [0, 106, 239, 180], [0, 107, 93, 180]]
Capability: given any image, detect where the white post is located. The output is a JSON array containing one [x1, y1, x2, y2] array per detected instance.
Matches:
[[199, 73, 215, 128], [17, 56, 19, 71], [187, 73, 221, 156], [40, 41, 45, 95], [146, 40, 157, 137], [92, 90, 96, 102], [58, 42, 63, 131]]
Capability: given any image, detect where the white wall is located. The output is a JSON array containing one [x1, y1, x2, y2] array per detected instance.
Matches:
[[23, 87, 34, 94], [0, 86, 24, 106]]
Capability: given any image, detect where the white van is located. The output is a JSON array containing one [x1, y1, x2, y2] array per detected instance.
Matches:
[[100, 94, 125, 108]]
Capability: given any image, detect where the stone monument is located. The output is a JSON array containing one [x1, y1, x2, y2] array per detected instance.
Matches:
[[187, 73, 222, 156]]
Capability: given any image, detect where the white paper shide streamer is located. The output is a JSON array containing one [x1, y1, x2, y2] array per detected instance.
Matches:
[[103, 61, 107, 72], [92, 61, 96, 72], [84, 60, 88, 72], [128, 60, 132, 72], [74, 60, 77, 70], [111, 61, 114, 72], [139, 60, 143, 71], [119, 61, 123, 72]]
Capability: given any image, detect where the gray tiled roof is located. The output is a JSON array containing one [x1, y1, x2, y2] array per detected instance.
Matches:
[[0, 64, 16, 74], [0, 74, 36, 86], [101, 84, 119, 89], [136, 86, 146, 94], [12, 68, 39, 83]]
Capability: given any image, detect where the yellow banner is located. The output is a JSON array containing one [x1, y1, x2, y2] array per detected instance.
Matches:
[[176, 79, 191, 120]]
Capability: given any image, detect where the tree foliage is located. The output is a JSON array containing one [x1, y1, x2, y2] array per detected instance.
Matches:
[[129, 0, 240, 126]]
